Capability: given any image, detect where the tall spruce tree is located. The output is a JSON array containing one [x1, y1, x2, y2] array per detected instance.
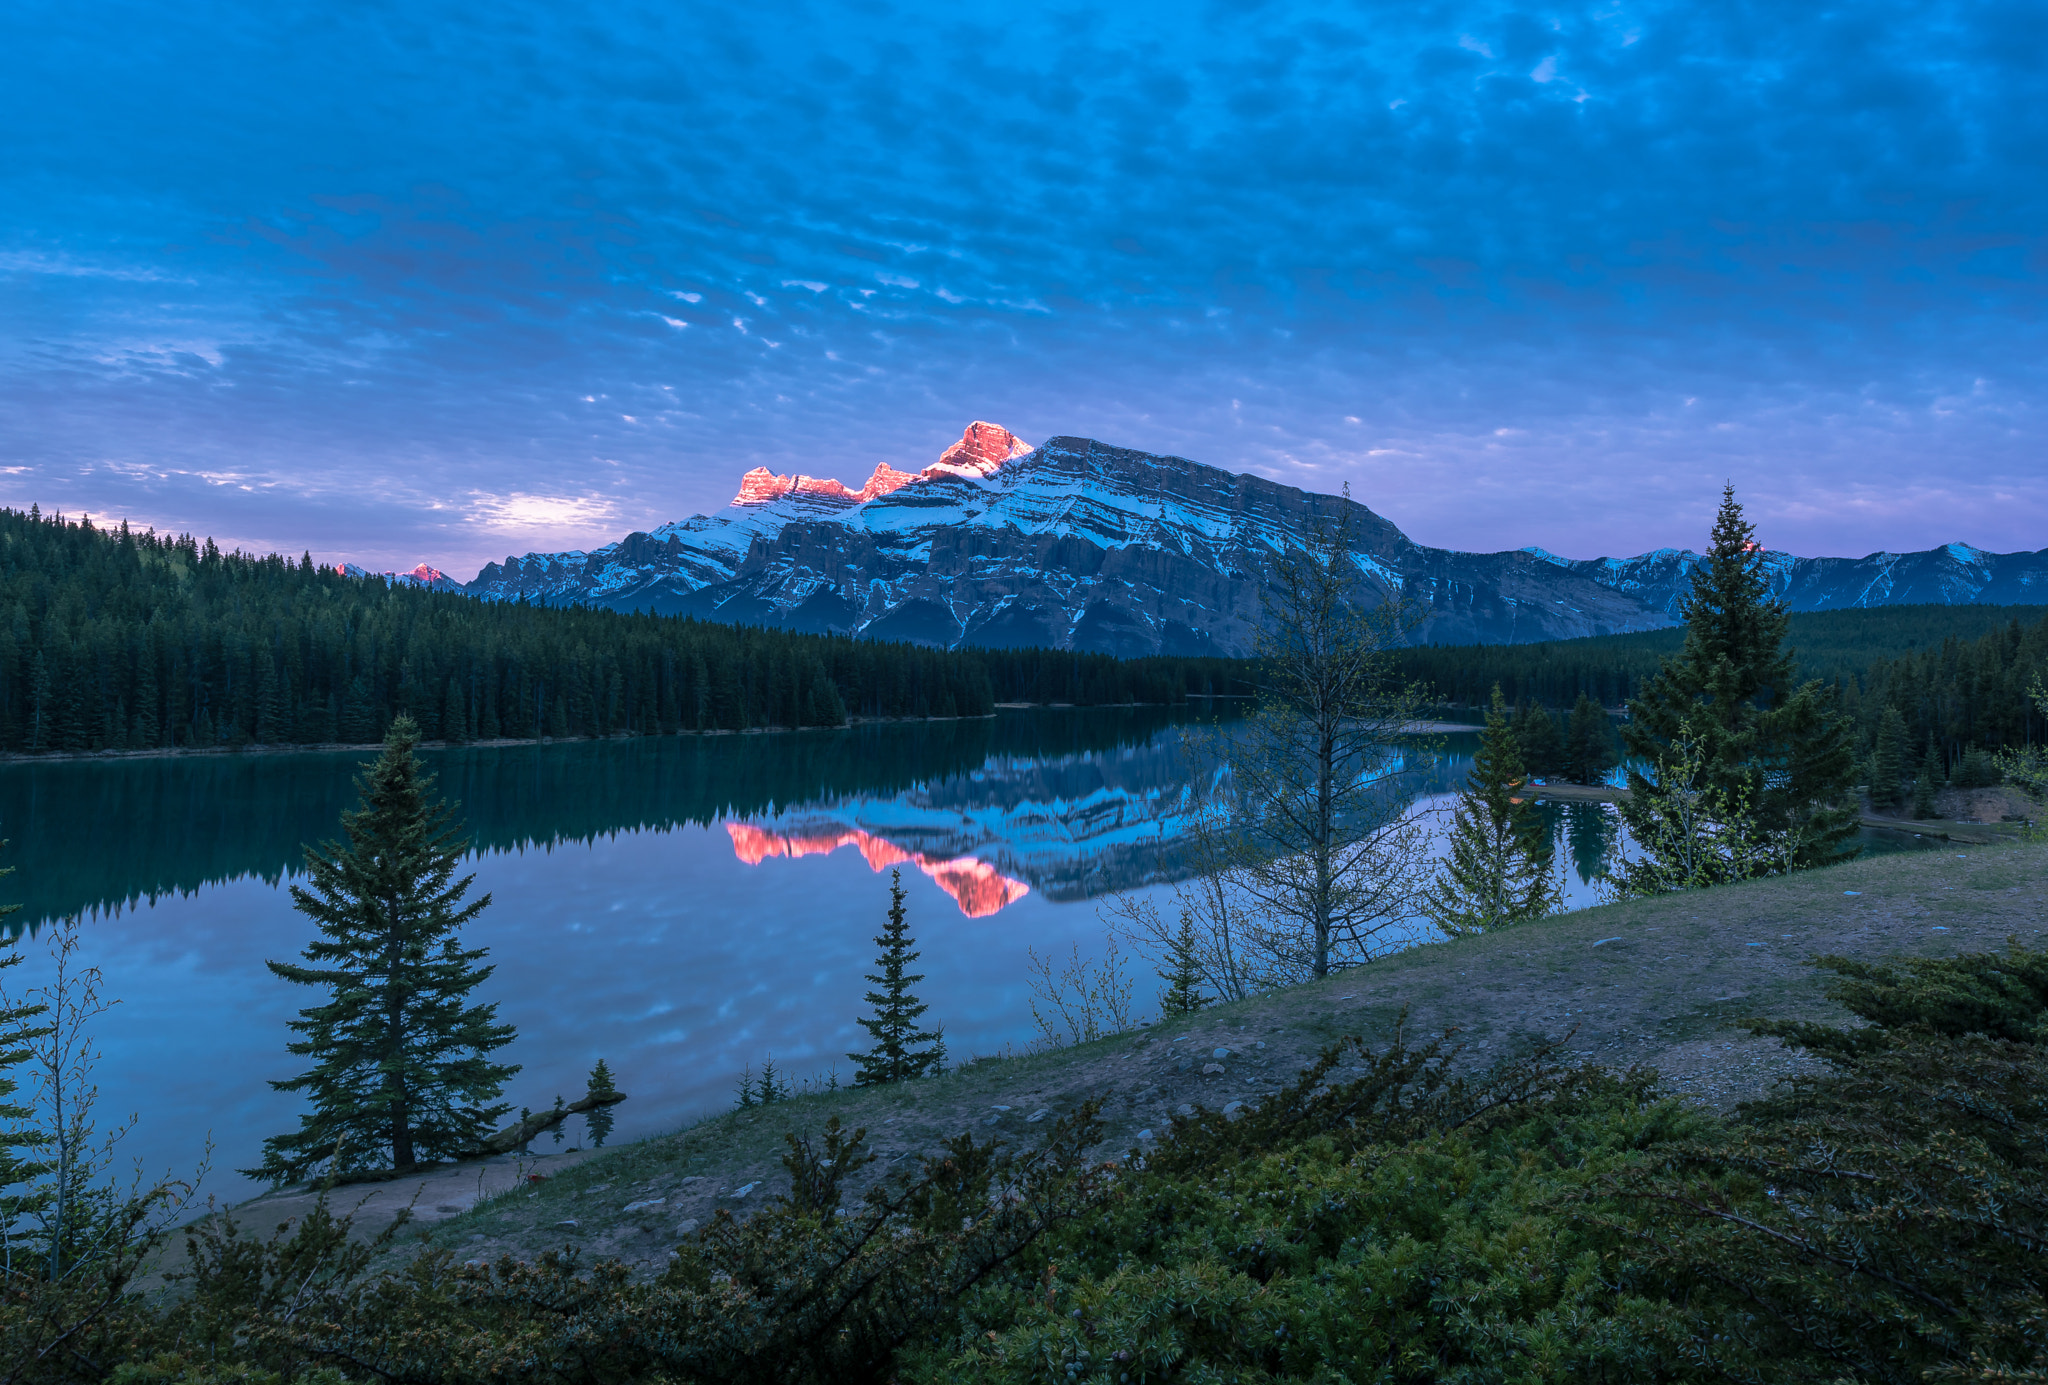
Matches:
[[848, 870, 942, 1086], [1870, 706, 1908, 810], [1423, 686, 1560, 935], [1563, 693, 1618, 785], [1619, 486, 1858, 879], [249, 716, 517, 1183]]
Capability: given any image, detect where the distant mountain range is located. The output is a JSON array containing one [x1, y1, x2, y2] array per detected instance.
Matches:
[[410, 423, 2046, 655]]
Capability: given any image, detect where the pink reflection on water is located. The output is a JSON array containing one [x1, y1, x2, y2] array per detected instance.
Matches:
[[725, 823, 1030, 918]]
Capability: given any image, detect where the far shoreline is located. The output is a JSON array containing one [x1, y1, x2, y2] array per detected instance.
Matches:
[[0, 701, 1222, 767]]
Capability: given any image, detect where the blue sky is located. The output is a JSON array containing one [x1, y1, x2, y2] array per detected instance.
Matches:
[[2, 0, 2042, 577]]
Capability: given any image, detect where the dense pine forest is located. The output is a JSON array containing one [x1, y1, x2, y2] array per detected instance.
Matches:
[[0, 508, 1203, 753], [7, 505, 2041, 765], [1398, 604, 2048, 762]]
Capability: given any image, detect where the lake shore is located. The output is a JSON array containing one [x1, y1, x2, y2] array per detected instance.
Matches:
[[0, 712, 1014, 765], [219, 837, 2047, 1275]]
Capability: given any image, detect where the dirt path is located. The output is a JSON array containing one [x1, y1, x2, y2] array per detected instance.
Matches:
[[227, 838, 2047, 1276]]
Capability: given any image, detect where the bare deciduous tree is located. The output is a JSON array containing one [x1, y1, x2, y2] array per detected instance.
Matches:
[[1218, 503, 1438, 978], [1113, 503, 1438, 990]]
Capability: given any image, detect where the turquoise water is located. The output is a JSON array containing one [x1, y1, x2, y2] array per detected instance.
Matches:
[[0, 710, 1919, 1203]]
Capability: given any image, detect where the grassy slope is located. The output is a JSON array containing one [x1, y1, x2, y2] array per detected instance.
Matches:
[[315, 838, 2046, 1274]]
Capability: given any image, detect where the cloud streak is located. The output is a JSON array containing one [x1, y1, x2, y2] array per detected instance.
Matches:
[[0, 0, 2042, 574]]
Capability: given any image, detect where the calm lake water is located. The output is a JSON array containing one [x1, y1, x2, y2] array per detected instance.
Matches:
[[0, 707, 1924, 1204]]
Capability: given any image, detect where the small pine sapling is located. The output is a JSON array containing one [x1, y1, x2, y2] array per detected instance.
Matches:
[[1423, 686, 1560, 934], [1157, 910, 1209, 1016], [584, 1059, 618, 1147], [849, 870, 943, 1085]]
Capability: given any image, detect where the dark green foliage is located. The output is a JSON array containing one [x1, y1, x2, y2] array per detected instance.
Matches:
[[734, 1058, 793, 1110], [1913, 737, 1945, 817], [850, 872, 943, 1086], [10, 943, 2047, 1382], [1754, 937, 2048, 1056], [1422, 686, 1557, 934], [908, 1032, 1705, 1384], [0, 508, 1007, 755], [1396, 603, 2048, 716], [250, 717, 518, 1183], [583, 1059, 617, 1148], [1621, 487, 1859, 876], [1510, 698, 1564, 775], [1593, 940, 2048, 1384], [1562, 691, 1618, 784], [1955, 746, 1999, 788], [134, 1110, 1109, 1385], [1155, 911, 1208, 1017], [1871, 704, 1909, 808], [0, 846, 50, 1218]]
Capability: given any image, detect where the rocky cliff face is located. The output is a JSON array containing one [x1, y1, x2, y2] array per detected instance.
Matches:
[[456, 424, 2048, 654]]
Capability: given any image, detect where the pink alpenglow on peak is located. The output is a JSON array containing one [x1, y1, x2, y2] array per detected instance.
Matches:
[[728, 423, 1031, 507], [930, 421, 1033, 478], [331, 561, 461, 591]]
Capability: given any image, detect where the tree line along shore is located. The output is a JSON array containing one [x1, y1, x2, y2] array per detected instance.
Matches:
[[2, 505, 2043, 784]]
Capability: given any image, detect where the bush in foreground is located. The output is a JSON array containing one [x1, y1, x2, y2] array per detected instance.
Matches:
[[4, 942, 2045, 1383]]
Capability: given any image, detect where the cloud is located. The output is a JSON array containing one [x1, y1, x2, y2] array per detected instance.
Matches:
[[1, 0, 2043, 571], [468, 491, 623, 535]]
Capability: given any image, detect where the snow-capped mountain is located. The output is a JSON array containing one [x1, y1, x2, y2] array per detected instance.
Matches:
[[333, 561, 464, 592], [444, 423, 2048, 654]]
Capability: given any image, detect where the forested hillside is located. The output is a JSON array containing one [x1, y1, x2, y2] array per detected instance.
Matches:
[[0, 508, 1002, 752], [0, 508, 1267, 755], [1399, 604, 2048, 761], [11, 504, 2039, 764]]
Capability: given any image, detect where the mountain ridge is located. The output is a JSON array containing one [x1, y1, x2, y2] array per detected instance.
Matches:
[[431, 424, 2047, 655]]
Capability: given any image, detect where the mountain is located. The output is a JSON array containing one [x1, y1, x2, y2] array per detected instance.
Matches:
[[333, 561, 464, 592], [449, 424, 2048, 655]]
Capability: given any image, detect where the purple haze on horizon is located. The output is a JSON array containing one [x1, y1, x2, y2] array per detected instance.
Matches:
[[1, 0, 2043, 578]]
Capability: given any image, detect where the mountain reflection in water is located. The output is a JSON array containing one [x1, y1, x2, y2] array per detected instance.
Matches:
[[726, 823, 1032, 918], [723, 717, 1248, 914]]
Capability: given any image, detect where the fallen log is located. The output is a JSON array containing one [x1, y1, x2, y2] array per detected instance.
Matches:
[[459, 1090, 628, 1160]]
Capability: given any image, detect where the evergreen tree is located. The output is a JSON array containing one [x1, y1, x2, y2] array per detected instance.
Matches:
[[1607, 719, 1782, 897], [1955, 748, 1997, 789], [0, 849, 52, 1226], [1870, 706, 1908, 810], [848, 870, 942, 1085], [1511, 701, 1564, 777], [583, 1059, 617, 1147], [249, 716, 517, 1183], [1563, 693, 1618, 785], [1912, 738, 1944, 819], [1620, 487, 1859, 879], [1157, 910, 1209, 1017], [1423, 686, 1560, 935]]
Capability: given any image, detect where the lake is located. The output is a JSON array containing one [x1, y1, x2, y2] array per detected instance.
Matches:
[[0, 707, 1921, 1204]]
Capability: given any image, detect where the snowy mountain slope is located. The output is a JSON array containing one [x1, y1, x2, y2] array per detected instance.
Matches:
[[454, 423, 2048, 655], [334, 562, 465, 592]]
